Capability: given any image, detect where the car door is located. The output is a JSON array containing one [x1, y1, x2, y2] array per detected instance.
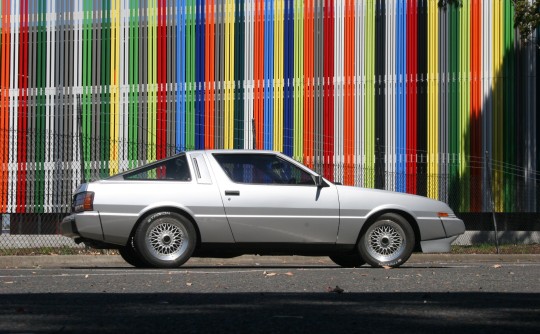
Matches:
[[211, 152, 340, 243]]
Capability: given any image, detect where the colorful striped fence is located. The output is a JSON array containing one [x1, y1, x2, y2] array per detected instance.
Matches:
[[0, 0, 538, 214]]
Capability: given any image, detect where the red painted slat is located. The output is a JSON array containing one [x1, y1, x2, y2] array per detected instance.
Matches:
[[323, 0, 334, 181], [0, 0, 11, 212], [303, 0, 314, 168], [17, 0, 28, 213], [470, 0, 482, 211]]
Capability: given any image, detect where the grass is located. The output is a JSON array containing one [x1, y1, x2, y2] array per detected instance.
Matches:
[[0, 247, 118, 256], [451, 243, 540, 254]]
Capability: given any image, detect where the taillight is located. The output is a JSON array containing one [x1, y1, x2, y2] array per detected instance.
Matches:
[[73, 192, 95, 212]]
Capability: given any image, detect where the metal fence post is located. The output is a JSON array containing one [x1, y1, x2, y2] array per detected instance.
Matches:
[[485, 151, 500, 254], [77, 95, 86, 184]]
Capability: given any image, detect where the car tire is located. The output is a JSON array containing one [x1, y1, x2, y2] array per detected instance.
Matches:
[[329, 253, 366, 268], [358, 213, 415, 268], [118, 237, 150, 268], [134, 212, 196, 268]]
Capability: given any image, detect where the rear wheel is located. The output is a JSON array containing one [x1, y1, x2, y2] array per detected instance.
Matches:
[[134, 212, 196, 268], [118, 237, 149, 268], [358, 213, 415, 268], [329, 253, 366, 268]]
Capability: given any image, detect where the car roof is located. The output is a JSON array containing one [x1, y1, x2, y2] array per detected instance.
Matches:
[[188, 149, 282, 155]]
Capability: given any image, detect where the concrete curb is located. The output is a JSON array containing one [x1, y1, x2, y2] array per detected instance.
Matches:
[[1, 253, 539, 269]]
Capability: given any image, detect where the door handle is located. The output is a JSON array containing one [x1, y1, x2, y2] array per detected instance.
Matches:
[[225, 190, 240, 196]]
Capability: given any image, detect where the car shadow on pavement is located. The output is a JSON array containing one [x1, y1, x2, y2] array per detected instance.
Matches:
[[1, 292, 538, 333], [67, 264, 454, 270]]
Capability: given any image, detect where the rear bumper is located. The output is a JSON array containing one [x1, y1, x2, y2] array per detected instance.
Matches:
[[61, 215, 79, 238], [61, 212, 105, 242]]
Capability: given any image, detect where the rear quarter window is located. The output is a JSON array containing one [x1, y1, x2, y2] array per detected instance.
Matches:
[[124, 155, 192, 181]]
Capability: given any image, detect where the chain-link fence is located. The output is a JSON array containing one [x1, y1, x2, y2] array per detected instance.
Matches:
[[1, 135, 539, 254]]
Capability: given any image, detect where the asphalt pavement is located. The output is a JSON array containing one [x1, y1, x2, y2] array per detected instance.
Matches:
[[1, 253, 539, 269], [0, 254, 539, 333]]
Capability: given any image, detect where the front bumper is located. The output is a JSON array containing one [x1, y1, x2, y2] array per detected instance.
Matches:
[[421, 235, 459, 253], [420, 217, 465, 253]]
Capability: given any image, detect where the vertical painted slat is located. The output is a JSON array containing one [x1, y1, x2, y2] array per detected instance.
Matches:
[[364, 0, 374, 188], [417, 0, 427, 196], [374, 0, 384, 190], [45, 0, 53, 213], [8, 0, 18, 213], [427, 0, 438, 200], [156, 0, 166, 157], [176, 0, 184, 151], [384, 0, 395, 191], [323, 0, 334, 181], [303, 0, 313, 168], [272, 0, 281, 151], [482, 0, 491, 211], [355, 0, 365, 187], [449, 0, 459, 209], [223, 0, 232, 149], [395, 0, 406, 192], [503, 0, 514, 211], [17, 0, 28, 212], [459, 0, 470, 211], [439, 0, 448, 203], [244, 0, 254, 149], [110, 0, 119, 173], [470, 0, 481, 211], [343, 0, 354, 186], [254, 0, 263, 149], [234, 0, 244, 149]]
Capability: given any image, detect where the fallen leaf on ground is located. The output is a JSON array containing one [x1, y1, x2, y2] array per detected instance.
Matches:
[[327, 286, 344, 293]]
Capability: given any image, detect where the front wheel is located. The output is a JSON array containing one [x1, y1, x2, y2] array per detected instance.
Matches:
[[134, 212, 196, 268], [358, 213, 415, 268]]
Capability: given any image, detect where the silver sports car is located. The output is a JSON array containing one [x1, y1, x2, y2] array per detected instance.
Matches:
[[62, 150, 465, 268]]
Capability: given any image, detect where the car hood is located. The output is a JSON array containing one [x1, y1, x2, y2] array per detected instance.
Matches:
[[335, 185, 455, 219]]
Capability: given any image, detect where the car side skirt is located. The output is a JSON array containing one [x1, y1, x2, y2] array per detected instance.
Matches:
[[192, 243, 357, 258]]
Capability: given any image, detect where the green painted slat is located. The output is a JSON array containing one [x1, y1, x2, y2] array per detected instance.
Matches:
[[100, 0, 111, 178], [82, 0, 91, 181], [459, 0, 469, 211], [128, 0, 139, 168], [448, 2, 459, 210], [503, 0, 514, 211], [364, 0, 375, 188]]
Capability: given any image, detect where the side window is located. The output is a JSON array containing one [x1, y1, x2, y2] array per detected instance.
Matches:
[[213, 154, 315, 185], [124, 155, 192, 181]]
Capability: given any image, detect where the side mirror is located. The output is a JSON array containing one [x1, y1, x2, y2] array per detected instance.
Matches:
[[315, 175, 324, 187]]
